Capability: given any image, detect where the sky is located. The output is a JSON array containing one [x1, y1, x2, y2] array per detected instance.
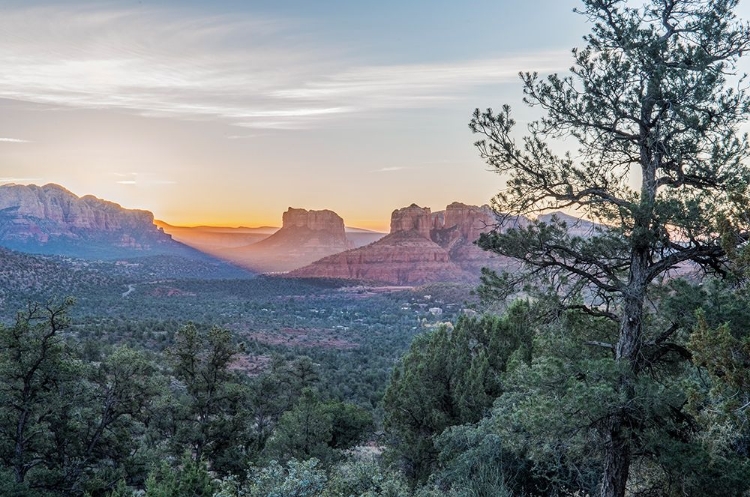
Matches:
[[1, 0, 745, 230]]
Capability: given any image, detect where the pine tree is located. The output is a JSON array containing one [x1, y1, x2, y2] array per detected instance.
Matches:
[[471, 1, 750, 495], [0, 299, 75, 486], [167, 324, 249, 474]]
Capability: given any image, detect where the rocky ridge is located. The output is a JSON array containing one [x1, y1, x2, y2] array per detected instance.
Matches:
[[0, 183, 183, 257]]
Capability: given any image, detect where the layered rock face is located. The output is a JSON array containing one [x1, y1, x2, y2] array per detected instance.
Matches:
[[0, 184, 154, 232], [0, 183, 180, 257], [219, 208, 355, 273], [443, 202, 496, 242], [283, 208, 345, 232], [290, 202, 518, 285], [390, 204, 433, 239], [290, 229, 466, 285]]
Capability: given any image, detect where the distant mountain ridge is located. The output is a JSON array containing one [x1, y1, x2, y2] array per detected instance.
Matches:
[[155, 222, 279, 234], [0, 184, 251, 274], [0, 183, 175, 255], [0, 182, 605, 285], [154, 221, 275, 253]]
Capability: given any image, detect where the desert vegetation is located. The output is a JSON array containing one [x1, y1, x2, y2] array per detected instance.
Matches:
[[3, 0, 750, 496]]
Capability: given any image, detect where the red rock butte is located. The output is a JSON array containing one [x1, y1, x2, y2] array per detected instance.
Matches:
[[214, 207, 355, 273], [290, 202, 521, 285], [282, 208, 346, 233]]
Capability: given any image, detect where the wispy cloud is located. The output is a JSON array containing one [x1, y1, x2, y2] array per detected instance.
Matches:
[[274, 54, 567, 109], [0, 137, 30, 143], [113, 172, 175, 186], [0, 5, 568, 129], [226, 134, 265, 140], [370, 164, 437, 173], [0, 177, 41, 183]]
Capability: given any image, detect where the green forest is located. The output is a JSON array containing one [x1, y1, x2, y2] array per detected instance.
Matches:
[[4, 0, 750, 496]]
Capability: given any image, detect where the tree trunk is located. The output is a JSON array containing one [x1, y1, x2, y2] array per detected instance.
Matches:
[[600, 412, 631, 497], [600, 247, 648, 497], [14, 408, 29, 483]]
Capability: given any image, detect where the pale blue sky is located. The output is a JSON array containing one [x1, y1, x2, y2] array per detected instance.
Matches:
[[3, 0, 741, 229]]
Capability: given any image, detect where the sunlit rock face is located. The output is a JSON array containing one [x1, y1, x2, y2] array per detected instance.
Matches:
[[0, 183, 179, 256], [389, 204, 433, 239], [272, 208, 353, 253], [290, 202, 522, 285], [290, 229, 465, 285], [443, 202, 496, 243], [282, 208, 346, 233]]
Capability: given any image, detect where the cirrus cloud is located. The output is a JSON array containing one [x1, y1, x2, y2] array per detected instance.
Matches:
[[0, 5, 568, 129]]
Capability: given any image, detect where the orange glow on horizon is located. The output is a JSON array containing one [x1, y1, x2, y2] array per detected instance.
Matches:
[[156, 216, 390, 233], [157, 218, 280, 229], [346, 220, 391, 233]]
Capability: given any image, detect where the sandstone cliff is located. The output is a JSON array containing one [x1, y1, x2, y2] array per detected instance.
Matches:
[[218, 208, 355, 273], [282, 208, 346, 232], [389, 204, 434, 239], [290, 229, 466, 285], [0, 183, 185, 258]]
